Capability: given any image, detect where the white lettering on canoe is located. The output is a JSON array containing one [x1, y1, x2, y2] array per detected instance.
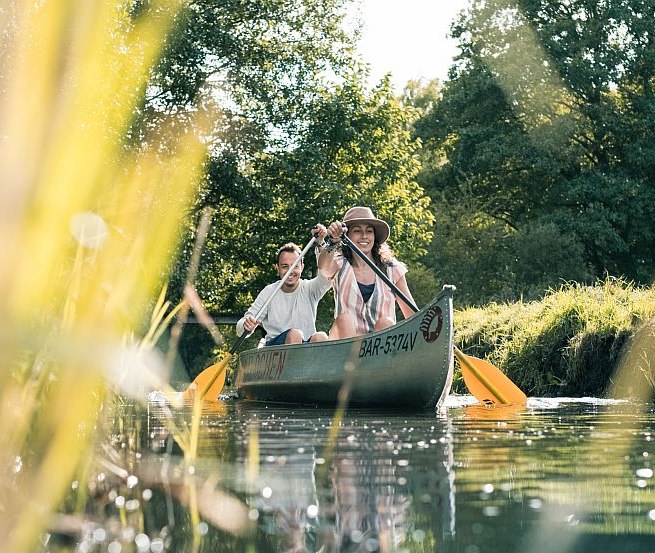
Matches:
[[241, 350, 287, 382], [358, 331, 418, 358]]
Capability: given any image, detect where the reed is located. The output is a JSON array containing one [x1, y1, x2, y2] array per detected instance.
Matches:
[[0, 0, 210, 550], [454, 277, 655, 398]]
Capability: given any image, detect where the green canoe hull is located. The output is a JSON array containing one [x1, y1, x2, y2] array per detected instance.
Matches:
[[235, 286, 455, 411]]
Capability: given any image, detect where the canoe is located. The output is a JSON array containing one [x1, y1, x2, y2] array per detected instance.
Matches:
[[234, 285, 455, 411]]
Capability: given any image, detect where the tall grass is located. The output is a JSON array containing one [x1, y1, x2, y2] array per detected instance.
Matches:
[[0, 0, 210, 550], [455, 278, 655, 398]]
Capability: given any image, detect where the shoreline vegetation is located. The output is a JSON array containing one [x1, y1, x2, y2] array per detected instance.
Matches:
[[453, 277, 655, 400]]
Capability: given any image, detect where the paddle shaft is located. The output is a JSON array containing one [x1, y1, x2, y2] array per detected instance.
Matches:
[[197, 235, 317, 398], [339, 234, 418, 312], [338, 232, 516, 405]]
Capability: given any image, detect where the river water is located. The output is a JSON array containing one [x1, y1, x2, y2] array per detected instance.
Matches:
[[99, 395, 655, 553]]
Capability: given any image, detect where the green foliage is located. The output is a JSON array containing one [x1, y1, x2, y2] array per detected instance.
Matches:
[[139, 2, 436, 335], [405, 263, 441, 308], [133, 0, 355, 148], [509, 220, 593, 295], [266, 76, 435, 261], [410, 0, 655, 305], [455, 278, 655, 397], [170, 75, 435, 317], [423, 190, 593, 305]]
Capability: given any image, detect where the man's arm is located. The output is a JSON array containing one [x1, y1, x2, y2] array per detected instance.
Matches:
[[318, 244, 340, 280], [236, 285, 272, 336]]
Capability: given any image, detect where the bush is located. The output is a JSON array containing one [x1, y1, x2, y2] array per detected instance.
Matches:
[[426, 204, 593, 305], [455, 278, 655, 397]]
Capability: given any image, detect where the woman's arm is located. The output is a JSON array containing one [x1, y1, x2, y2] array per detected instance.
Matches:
[[393, 274, 417, 319]]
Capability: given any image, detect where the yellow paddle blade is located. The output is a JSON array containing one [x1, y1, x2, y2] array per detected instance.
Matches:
[[183, 354, 231, 402], [454, 347, 527, 405], [464, 403, 525, 420]]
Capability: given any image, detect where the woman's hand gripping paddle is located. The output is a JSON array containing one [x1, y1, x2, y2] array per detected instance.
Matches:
[[338, 233, 527, 406], [183, 236, 317, 402]]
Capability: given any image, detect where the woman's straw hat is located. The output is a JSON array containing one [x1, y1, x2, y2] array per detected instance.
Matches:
[[343, 206, 390, 244]]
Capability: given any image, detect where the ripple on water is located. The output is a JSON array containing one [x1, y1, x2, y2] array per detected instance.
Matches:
[[92, 397, 655, 552]]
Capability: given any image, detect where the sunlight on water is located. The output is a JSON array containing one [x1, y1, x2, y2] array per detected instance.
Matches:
[[68, 397, 654, 552]]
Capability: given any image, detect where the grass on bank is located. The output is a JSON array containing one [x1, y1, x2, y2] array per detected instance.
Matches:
[[454, 277, 655, 398]]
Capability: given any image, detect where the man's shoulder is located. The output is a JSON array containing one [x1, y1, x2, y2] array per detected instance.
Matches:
[[257, 281, 280, 296]]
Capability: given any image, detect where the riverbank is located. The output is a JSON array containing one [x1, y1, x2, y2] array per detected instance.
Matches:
[[453, 277, 655, 398]]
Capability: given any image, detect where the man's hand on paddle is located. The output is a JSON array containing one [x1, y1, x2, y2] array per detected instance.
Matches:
[[312, 224, 328, 244], [243, 315, 261, 333]]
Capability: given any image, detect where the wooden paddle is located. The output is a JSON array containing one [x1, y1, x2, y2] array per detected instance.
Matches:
[[338, 233, 527, 406], [183, 236, 318, 402]]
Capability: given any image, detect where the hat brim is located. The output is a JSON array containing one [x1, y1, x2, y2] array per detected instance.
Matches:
[[344, 218, 390, 244]]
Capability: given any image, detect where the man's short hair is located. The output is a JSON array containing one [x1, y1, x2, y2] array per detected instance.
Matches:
[[276, 242, 301, 264]]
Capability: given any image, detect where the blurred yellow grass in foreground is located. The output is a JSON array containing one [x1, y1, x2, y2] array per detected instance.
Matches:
[[0, 0, 208, 550]]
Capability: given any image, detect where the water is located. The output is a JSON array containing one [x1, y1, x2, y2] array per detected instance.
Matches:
[[89, 396, 655, 552]]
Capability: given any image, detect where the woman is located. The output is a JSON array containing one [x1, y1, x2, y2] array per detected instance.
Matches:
[[318, 206, 416, 339]]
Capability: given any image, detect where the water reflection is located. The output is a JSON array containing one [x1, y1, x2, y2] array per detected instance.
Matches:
[[247, 423, 322, 551], [448, 397, 655, 553], [141, 401, 457, 552], [327, 445, 410, 552], [101, 397, 655, 553], [228, 403, 456, 552], [463, 402, 526, 421]]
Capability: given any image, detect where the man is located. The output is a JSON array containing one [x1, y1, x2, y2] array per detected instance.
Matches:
[[236, 226, 331, 346]]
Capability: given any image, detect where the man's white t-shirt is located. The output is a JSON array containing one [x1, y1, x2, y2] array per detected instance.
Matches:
[[236, 273, 331, 341]]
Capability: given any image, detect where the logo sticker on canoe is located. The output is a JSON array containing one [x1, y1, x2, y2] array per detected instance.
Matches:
[[420, 304, 443, 343]]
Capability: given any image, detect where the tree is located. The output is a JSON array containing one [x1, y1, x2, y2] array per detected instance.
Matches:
[[185, 75, 435, 313], [412, 0, 655, 304], [133, 0, 356, 148], [140, 1, 435, 324], [147, 0, 357, 309]]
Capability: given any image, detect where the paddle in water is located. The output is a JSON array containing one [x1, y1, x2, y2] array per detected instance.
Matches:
[[338, 232, 527, 406], [183, 235, 318, 402]]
